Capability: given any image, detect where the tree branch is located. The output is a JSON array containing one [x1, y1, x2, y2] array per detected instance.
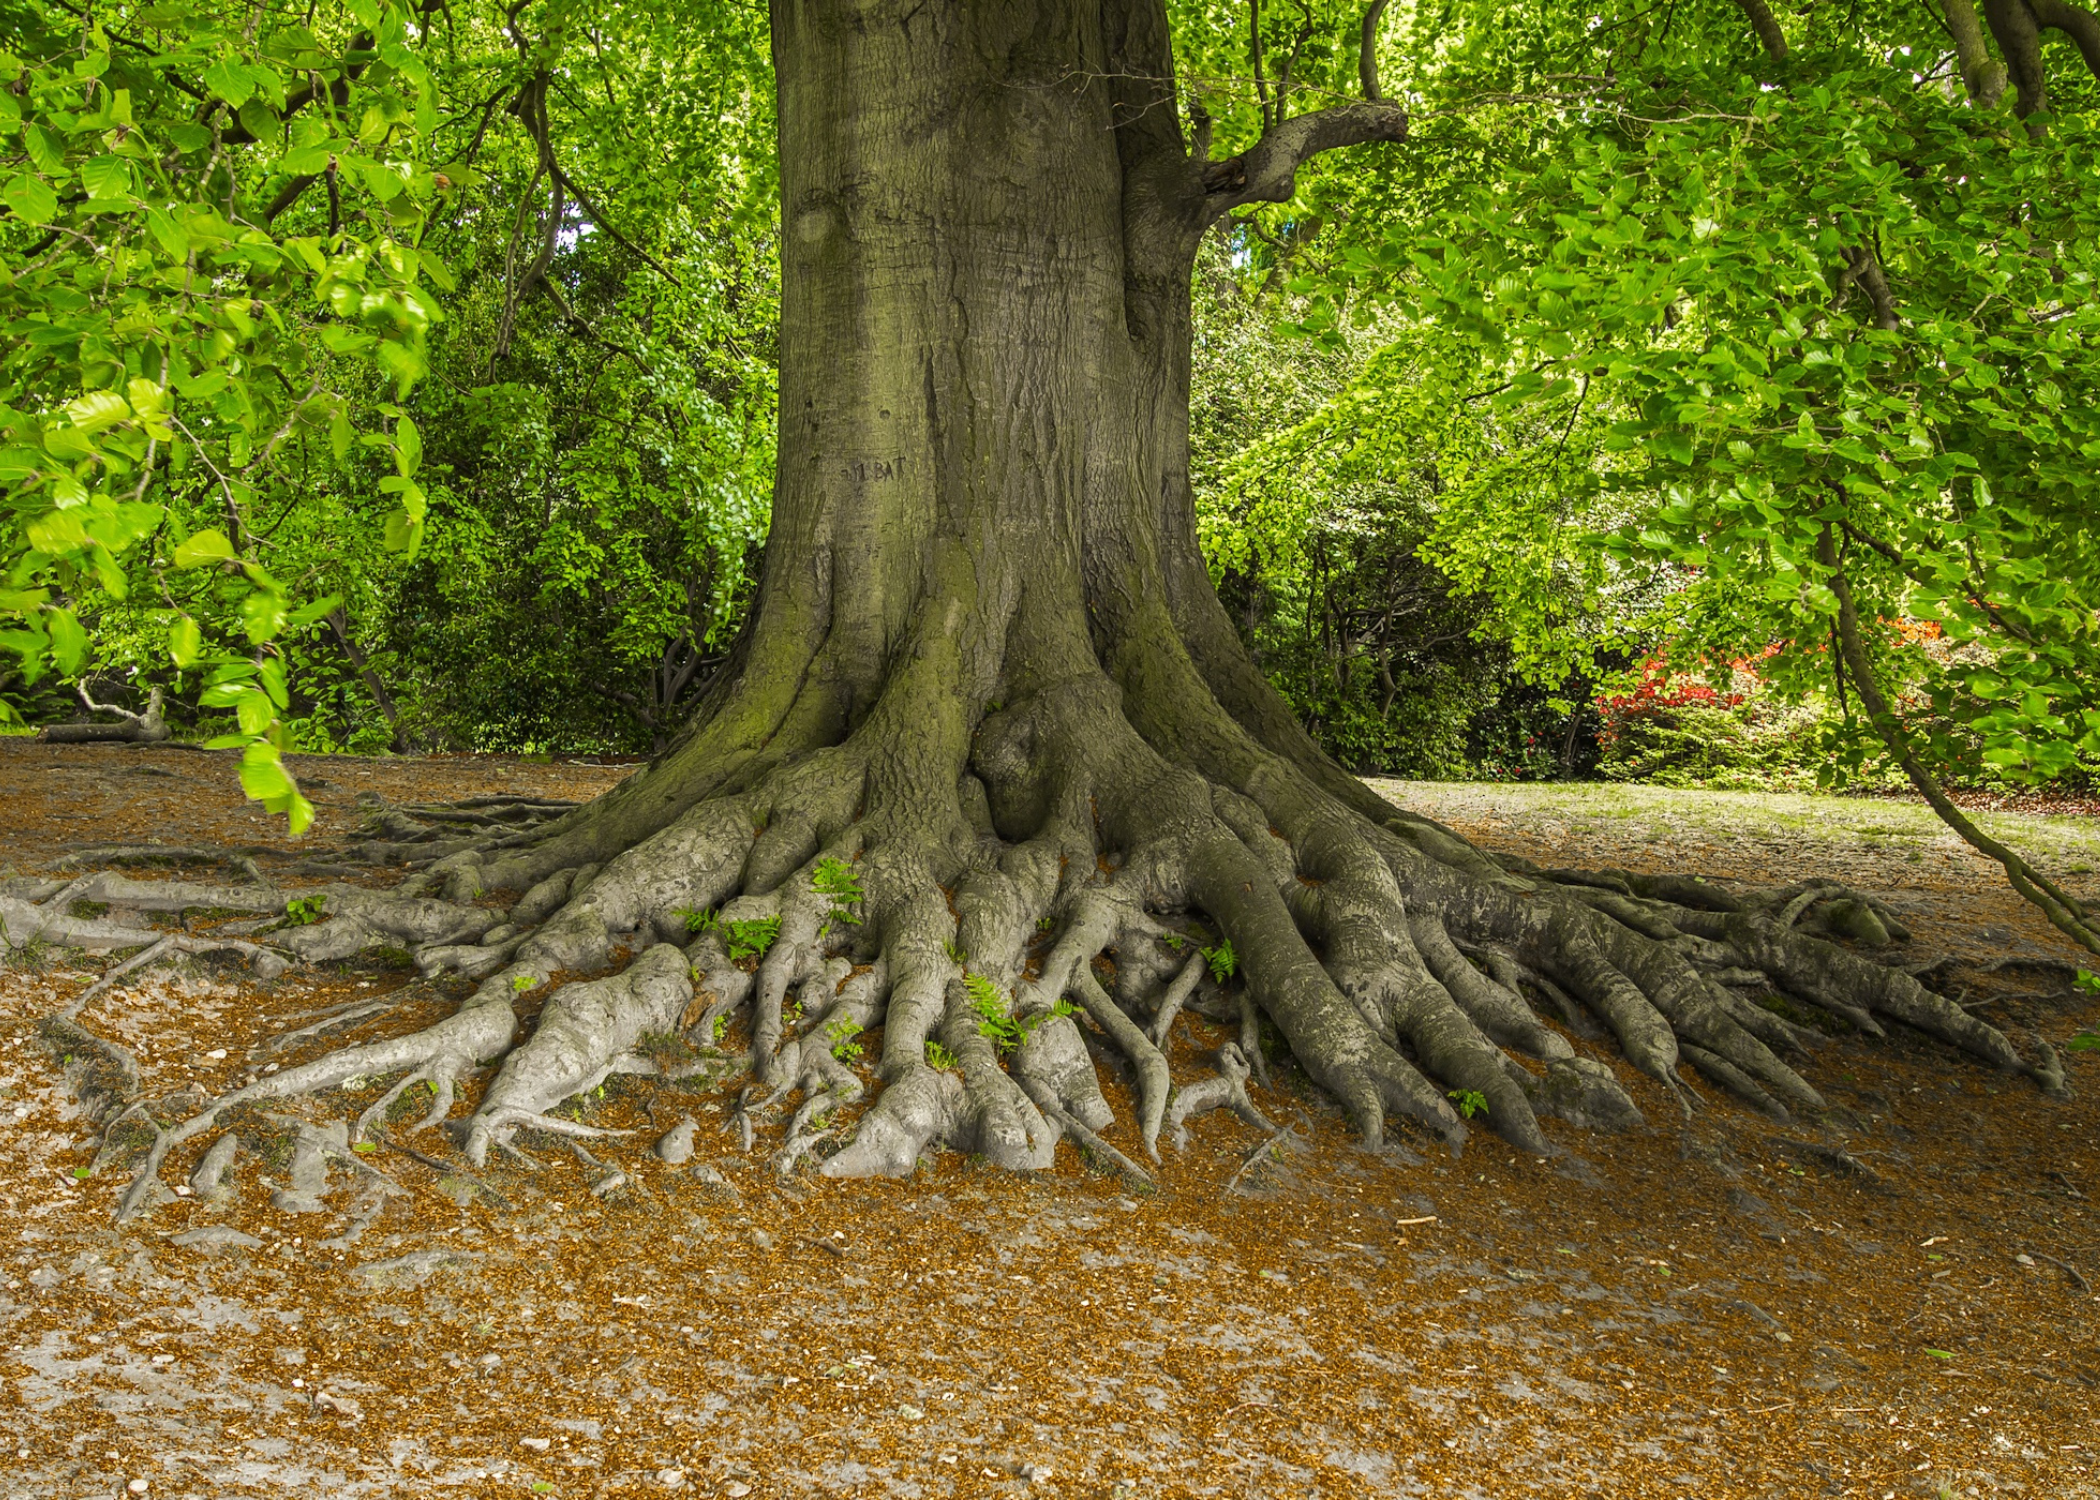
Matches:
[[1199, 101, 1408, 218], [1818, 527, 2099, 955], [1845, 246, 1901, 331], [2027, 0, 2100, 80], [1250, 0, 1271, 132], [1360, 0, 1392, 101], [1983, 0, 2050, 122], [1731, 0, 1791, 60], [1941, 0, 2011, 103]]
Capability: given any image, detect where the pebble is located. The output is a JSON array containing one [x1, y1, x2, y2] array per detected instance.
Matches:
[[128, 1482, 149, 1495], [2015, 1253, 2036, 1266], [520, 1437, 551, 1452], [724, 1484, 752, 1498], [656, 1468, 685, 1489]]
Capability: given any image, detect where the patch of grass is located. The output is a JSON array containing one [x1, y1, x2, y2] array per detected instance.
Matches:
[[638, 1030, 695, 1067], [68, 899, 109, 919], [385, 1079, 435, 1122], [101, 1117, 158, 1171], [925, 1040, 958, 1070], [185, 905, 254, 923], [1753, 992, 1845, 1032], [4, 937, 53, 971]]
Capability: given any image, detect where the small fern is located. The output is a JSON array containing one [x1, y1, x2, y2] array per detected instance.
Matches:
[[723, 915, 782, 963], [812, 857, 864, 936], [965, 973, 1078, 1052], [1201, 937, 1237, 984]]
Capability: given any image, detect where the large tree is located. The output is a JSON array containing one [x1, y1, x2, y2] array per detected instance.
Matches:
[[3, 0, 2089, 1211]]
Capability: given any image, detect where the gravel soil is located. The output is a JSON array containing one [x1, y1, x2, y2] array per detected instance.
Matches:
[[1, 740, 2097, 1500]]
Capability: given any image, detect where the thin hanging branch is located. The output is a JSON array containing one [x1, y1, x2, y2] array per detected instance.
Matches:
[[1818, 528, 2099, 955]]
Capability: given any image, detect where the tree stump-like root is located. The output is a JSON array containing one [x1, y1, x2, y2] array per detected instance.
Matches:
[[76, 669, 2067, 1223]]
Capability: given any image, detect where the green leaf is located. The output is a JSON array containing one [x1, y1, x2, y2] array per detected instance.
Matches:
[[46, 607, 86, 674], [167, 615, 201, 667], [173, 529, 236, 568], [21, 124, 63, 175], [4, 174, 57, 225], [80, 155, 132, 202], [235, 689, 274, 736], [238, 744, 294, 800], [65, 390, 129, 434], [145, 205, 190, 257], [241, 588, 288, 644], [203, 56, 254, 107], [394, 415, 421, 478]]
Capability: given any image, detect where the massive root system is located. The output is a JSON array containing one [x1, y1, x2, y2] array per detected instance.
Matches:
[[9, 649, 2061, 1228]]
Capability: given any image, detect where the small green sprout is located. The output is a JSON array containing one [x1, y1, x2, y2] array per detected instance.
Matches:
[[812, 857, 864, 936], [283, 894, 326, 926], [966, 974, 1023, 1050], [824, 1015, 864, 1062], [925, 1040, 958, 1070], [1447, 1088, 1489, 1120], [964, 974, 1077, 1052], [1200, 937, 1237, 983], [944, 939, 968, 964], [511, 973, 535, 993], [676, 906, 719, 935]]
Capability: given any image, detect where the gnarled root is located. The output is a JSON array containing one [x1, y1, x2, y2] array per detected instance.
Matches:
[[100, 638, 2074, 1222]]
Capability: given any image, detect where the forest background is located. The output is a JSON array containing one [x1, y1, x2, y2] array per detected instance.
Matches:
[[3, 0, 2099, 809]]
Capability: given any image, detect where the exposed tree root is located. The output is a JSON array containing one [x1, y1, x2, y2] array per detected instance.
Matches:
[[85, 649, 2074, 1225], [37, 684, 168, 744]]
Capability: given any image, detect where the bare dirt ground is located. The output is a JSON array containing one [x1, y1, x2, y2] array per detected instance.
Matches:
[[2, 739, 2098, 1500]]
